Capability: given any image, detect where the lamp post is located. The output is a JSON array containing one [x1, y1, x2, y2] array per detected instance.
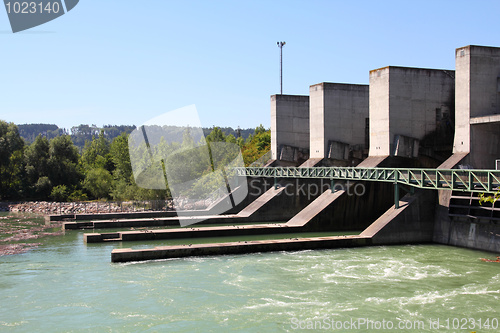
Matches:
[[277, 41, 286, 95]]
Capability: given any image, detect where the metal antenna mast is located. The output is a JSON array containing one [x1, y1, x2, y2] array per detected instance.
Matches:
[[277, 41, 286, 94]]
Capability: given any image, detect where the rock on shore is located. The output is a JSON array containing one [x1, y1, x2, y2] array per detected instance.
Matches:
[[1, 201, 174, 215]]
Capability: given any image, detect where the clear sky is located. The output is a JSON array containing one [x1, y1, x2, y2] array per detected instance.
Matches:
[[1, 0, 500, 130]]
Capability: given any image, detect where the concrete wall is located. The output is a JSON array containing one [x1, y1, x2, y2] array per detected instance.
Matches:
[[309, 83, 369, 160], [369, 66, 455, 157], [454, 45, 500, 169], [434, 215, 500, 253], [270, 94, 310, 161], [366, 191, 437, 245]]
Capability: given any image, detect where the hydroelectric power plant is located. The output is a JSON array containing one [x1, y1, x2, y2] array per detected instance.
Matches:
[[2, 44, 500, 333], [45, 44, 500, 263]]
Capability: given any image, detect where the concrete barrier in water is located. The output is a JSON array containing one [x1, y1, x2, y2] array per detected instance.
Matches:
[[111, 235, 371, 262], [85, 223, 289, 243]]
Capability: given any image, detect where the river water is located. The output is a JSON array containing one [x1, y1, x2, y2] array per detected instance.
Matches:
[[0, 214, 499, 332]]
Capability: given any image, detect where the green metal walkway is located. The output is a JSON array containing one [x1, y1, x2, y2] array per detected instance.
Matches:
[[235, 167, 500, 194]]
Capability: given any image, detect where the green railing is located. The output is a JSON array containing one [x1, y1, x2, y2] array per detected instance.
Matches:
[[234, 167, 500, 194]]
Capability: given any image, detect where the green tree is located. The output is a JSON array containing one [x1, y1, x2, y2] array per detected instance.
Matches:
[[48, 135, 81, 187], [34, 176, 52, 199], [81, 130, 112, 171], [24, 134, 81, 200], [0, 120, 25, 199], [50, 185, 69, 202], [109, 132, 139, 200], [110, 133, 133, 181], [241, 125, 271, 166], [181, 127, 195, 149], [206, 127, 225, 142], [24, 135, 50, 185], [225, 134, 237, 144], [83, 168, 113, 199]]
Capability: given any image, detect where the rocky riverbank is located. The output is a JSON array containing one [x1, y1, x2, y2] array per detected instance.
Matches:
[[0, 201, 174, 215], [0, 213, 63, 256]]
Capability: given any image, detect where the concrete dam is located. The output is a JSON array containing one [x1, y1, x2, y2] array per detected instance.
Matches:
[[57, 44, 500, 262]]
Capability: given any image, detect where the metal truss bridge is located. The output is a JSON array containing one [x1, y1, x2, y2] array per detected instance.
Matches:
[[235, 167, 500, 195]]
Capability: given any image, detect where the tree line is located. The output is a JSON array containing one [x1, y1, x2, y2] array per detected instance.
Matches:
[[17, 123, 257, 150], [0, 120, 270, 202]]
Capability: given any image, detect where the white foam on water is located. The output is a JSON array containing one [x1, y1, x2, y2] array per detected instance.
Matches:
[[243, 297, 330, 310], [0, 320, 28, 327], [366, 285, 500, 308]]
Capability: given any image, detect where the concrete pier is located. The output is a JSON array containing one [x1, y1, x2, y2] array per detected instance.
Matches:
[[454, 45, 500, 169], [66, 214, 244, 230], [309, 82, 369, 165], [48, 210, 177, 222], [271, 94, 310, 165], [369, 66, 455, 158], [85, 223, 289, 243], [111, 235, 370, 262]]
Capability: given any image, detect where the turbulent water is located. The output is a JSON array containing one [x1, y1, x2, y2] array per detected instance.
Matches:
[[0, 215, 499, 332]]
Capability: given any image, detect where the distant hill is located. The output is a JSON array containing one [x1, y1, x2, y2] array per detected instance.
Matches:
[[17, 123, 257, 150], [69, 124, 137, 149], [17, 123, 67, 143], [18, 124, 137, 149]]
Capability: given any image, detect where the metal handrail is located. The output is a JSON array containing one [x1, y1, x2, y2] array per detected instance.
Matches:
[[234, 167, 500, 194]]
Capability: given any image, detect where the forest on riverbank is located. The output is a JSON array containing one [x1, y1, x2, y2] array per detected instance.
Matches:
[[0, 120, 270, 202], [16, 123, 257, 150]]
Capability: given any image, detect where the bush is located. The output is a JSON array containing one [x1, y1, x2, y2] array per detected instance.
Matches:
[[68, 189, 88, 202], [35, 176, 52, 199], [83, 167, 113, 199], [50, 185, 69, 202]]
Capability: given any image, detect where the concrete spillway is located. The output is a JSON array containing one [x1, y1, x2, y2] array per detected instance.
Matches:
[[298, 158, 323, 168], [86, 155, 391, 243], [85, 189, 343, 243], [236, 187, 285, 218], [438, 152, 468, 169], [356, 155, 388, 167], [285, 190, 345, 227], [110, 192, 429, 262], [67, 183, 285, 230]]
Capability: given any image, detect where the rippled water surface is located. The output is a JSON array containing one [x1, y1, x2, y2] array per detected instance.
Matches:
[[0, 221, 499, 332]]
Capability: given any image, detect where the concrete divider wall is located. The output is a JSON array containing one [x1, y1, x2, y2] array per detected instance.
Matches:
[[309, 83, 369, 163], [369, 66, 455, 157], [271, 94, 310, 164], [454, 45, 500, 169]]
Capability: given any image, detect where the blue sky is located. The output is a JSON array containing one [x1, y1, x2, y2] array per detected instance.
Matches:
[[1, 0, 499, 130]]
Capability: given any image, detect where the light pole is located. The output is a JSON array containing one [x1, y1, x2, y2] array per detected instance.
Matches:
[[277, 41, 286, 95]]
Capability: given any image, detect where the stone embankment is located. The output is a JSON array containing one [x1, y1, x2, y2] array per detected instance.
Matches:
[[0, 201, 174, 215]]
